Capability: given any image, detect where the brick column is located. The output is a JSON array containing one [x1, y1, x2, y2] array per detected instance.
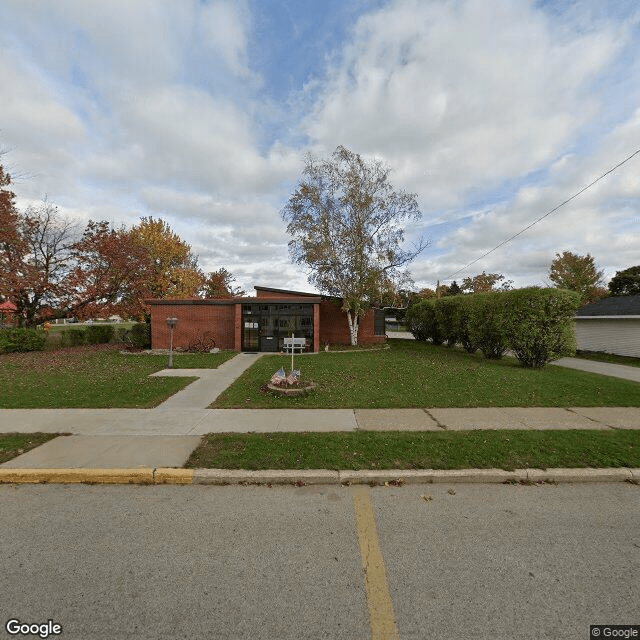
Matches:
[[313, 303, 320, 352], [234, 303, 243, 351]]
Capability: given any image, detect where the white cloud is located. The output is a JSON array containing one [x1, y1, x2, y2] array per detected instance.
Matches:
[[0, 0, 638, 296], [305, 0, 624, 207]]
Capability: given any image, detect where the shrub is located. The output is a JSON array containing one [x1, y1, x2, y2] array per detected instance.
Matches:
[[406, 300, 429, 341], [406, 299, 442, 344], [60, 328, 87, 347], [503, 287, 580, 368], [0, 328, 47, 354], [129, 322, 151, 349], [454, 295, 477, 353], [468, 292, 507, 359], [434, 297, 459, 347], [86, 324, 115, 344]]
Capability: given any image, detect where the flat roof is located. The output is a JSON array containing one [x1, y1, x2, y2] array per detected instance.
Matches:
[[147, 297, 322, 305]]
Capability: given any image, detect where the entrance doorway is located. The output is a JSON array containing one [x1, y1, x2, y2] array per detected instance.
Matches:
[[242, 303, 314, 352]]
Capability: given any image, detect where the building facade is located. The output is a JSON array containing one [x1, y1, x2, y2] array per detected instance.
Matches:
[[149, 286, 386, 352], [574, 295, 640, 358]]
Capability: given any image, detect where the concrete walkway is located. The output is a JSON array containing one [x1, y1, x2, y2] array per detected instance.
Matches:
[[552, 357, 640, 383], [1, 352, 640, 472]]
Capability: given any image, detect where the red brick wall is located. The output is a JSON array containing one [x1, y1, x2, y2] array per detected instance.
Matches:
[[318, 301, 386, 346], [150, 302, 236, 350]]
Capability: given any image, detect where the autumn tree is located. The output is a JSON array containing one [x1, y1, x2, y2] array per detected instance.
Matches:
[[548, 251, 606, 304], [129, 217, 203, 300], [0, 165, 21, 302], [70, 217, 206, 319], [201, 268, 245, 298], [461, 272, 512, 294], [281, 146, 428, 345], [68, 221, 152, 320], [608, 265, 640, 296]]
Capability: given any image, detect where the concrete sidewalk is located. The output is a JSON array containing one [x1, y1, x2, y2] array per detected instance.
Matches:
[[1, 351, 640, 474], [2, 407, 640, 437]]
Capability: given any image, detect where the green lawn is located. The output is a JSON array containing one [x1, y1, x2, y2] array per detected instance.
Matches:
[[186, 430, 640, 471], [212, 339, 640, 408], [0, 346, 237, 408], [0, 433, 60, 464]]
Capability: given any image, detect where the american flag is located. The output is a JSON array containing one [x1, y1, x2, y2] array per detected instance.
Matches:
[[286, 369, 300, 385], [270, 367, 286, 384]]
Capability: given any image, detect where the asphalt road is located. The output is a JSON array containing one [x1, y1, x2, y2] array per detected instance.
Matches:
[[1, 483, 638, 640]]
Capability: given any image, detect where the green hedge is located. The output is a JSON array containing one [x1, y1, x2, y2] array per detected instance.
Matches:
[[503, 288, 580, 368], [407, 288, 580, 368], [86, 324, 115, 344], [468, 292, 508, 360], [0, 328, 47, 354], [128, 322, 151, 349], [406, 299, 442, 344], [60, 328, 87, 347]]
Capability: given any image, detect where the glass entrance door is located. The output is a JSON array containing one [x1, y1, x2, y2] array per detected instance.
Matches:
[[242, 303, 314, 351]]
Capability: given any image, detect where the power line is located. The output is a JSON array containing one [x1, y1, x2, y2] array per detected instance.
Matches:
[[443, 147, 640, 281]]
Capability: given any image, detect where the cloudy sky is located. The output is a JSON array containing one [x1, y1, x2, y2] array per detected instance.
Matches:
[[1, 0, 639, 294]]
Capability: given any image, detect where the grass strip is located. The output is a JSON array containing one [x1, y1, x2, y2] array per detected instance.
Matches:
[[0, 346, 237, 408], [212, 340, 640, 408], [575, 352, 640, 368], [185, 429, 640, 471], [0, 433, 60, 464]]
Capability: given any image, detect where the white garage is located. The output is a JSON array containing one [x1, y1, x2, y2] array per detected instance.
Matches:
[[574, 295, 640, 358]]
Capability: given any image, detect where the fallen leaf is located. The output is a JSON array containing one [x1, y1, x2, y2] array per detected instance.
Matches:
[[447, 489, 456, 495], [421, 495, 433, 502]]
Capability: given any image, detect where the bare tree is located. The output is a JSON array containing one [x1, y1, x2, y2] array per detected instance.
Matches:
[[282, 146, 428, 344], [1, 195, 77, 325]]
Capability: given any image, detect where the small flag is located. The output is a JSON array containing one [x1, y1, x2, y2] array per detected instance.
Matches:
[[270, 367, 286, 384], [286, 369, 300, 385]]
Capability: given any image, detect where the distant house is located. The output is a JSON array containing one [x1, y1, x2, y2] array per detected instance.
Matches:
[[0, 300, 18, 327], [148, 285, 387, 352], [574, 295, 640, 357]]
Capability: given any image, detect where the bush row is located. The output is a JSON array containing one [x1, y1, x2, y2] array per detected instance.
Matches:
[[0, 328, 47, 354], [405, 288, 581, 368], [59, 323, 151, 349]]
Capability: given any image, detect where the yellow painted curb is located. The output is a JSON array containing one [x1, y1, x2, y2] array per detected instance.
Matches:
[[154, 468, 194, 484], [0, 468, 154, 484]]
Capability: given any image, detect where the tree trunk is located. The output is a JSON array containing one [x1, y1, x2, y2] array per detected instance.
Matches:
[[346, 310, 360, 346]]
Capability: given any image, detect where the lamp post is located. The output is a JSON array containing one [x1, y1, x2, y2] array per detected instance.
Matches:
[[166, 317, 178, 368]]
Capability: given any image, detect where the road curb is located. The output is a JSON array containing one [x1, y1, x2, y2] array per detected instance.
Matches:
[[0, 468, 155, 484], [0, 467, 638, 485]]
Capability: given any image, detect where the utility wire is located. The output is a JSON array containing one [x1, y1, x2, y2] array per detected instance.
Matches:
[[444, 147, 640, 281]]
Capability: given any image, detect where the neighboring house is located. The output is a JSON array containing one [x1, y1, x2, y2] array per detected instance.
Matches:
[[574, 295, 640, 357], [0, 300, 18, 327], [148, 285, 387, 352]]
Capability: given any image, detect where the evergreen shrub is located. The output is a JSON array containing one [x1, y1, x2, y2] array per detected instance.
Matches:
[[129, 322, 151, 349], [86, 324, 115, 344], [0, 328, 47, 354]]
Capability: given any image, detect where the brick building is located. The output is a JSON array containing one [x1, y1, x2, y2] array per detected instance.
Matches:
[[149, 286, 386, 352]]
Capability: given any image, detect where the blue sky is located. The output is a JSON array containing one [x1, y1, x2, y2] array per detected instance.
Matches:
[[1, 0, 639, 294]]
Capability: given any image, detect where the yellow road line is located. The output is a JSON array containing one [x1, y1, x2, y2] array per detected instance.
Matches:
[[352, 485, 400, 640]]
